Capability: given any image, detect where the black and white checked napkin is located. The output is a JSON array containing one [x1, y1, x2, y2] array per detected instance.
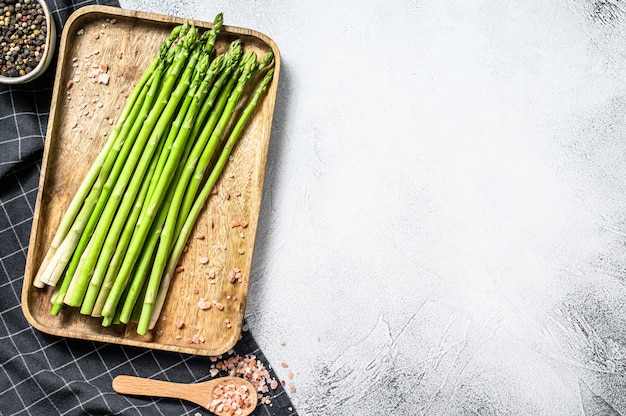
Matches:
[[0, 1, 296, 415]]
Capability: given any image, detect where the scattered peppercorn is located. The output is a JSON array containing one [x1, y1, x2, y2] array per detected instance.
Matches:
[[0, 0, 46, 77]]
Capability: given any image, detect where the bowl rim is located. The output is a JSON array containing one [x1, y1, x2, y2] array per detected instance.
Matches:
[[0, 0, 56, 85]]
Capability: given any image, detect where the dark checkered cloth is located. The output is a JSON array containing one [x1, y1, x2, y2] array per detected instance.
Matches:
[[0, 1, 296, 415]]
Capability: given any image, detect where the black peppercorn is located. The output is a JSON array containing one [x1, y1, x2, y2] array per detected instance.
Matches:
[[0, 0, 46, 77]]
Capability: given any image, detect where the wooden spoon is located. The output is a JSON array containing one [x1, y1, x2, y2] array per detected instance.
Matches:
[[112, 375, 258, 415]]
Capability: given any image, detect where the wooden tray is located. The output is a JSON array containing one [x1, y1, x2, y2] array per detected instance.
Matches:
[[21, 6, 280, 356]]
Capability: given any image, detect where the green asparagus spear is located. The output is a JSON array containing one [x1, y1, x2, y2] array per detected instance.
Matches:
[[116, 55, 226, 323], [64, 27, 198, 307], [174, 51, 260, 236], [100, 29, 207, 318], [147, 68, 276, 331]]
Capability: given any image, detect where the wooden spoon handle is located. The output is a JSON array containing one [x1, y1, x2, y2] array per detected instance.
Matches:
[[112, 375, 196, 403]]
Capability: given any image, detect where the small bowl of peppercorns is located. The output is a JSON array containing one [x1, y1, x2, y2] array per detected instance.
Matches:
[[0, 0, 56, 84]]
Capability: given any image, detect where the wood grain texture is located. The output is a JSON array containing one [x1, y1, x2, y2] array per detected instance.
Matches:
[[21, 6, 280, 356]]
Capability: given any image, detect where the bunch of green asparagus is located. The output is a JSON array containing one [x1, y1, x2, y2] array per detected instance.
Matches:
[[33, 14, 275, 335]]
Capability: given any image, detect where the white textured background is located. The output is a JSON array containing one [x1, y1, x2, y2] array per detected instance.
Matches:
[[121, 0, 626, 414]]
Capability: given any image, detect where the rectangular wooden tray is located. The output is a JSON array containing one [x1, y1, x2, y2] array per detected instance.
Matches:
[[21, 6, 280, 356]]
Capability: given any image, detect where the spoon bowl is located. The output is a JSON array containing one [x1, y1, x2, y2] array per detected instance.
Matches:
[[112, 374, 258, 415]]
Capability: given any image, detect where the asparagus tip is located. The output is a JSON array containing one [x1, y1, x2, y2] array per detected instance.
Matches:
[[242, 51, 258, 69], [259, 68, 275, 91], [195, 54, 211, 78], [226, 40, 244, 66], [183, 25, 198, 48], [255, 50, 275, 75], [210, 54, 225, 72], [263, 50, 275, 64], [213, 12, 224, 29], [199, 29, 212, 43], [158, 42, 169, 59], [168, 24, 183, 42]]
